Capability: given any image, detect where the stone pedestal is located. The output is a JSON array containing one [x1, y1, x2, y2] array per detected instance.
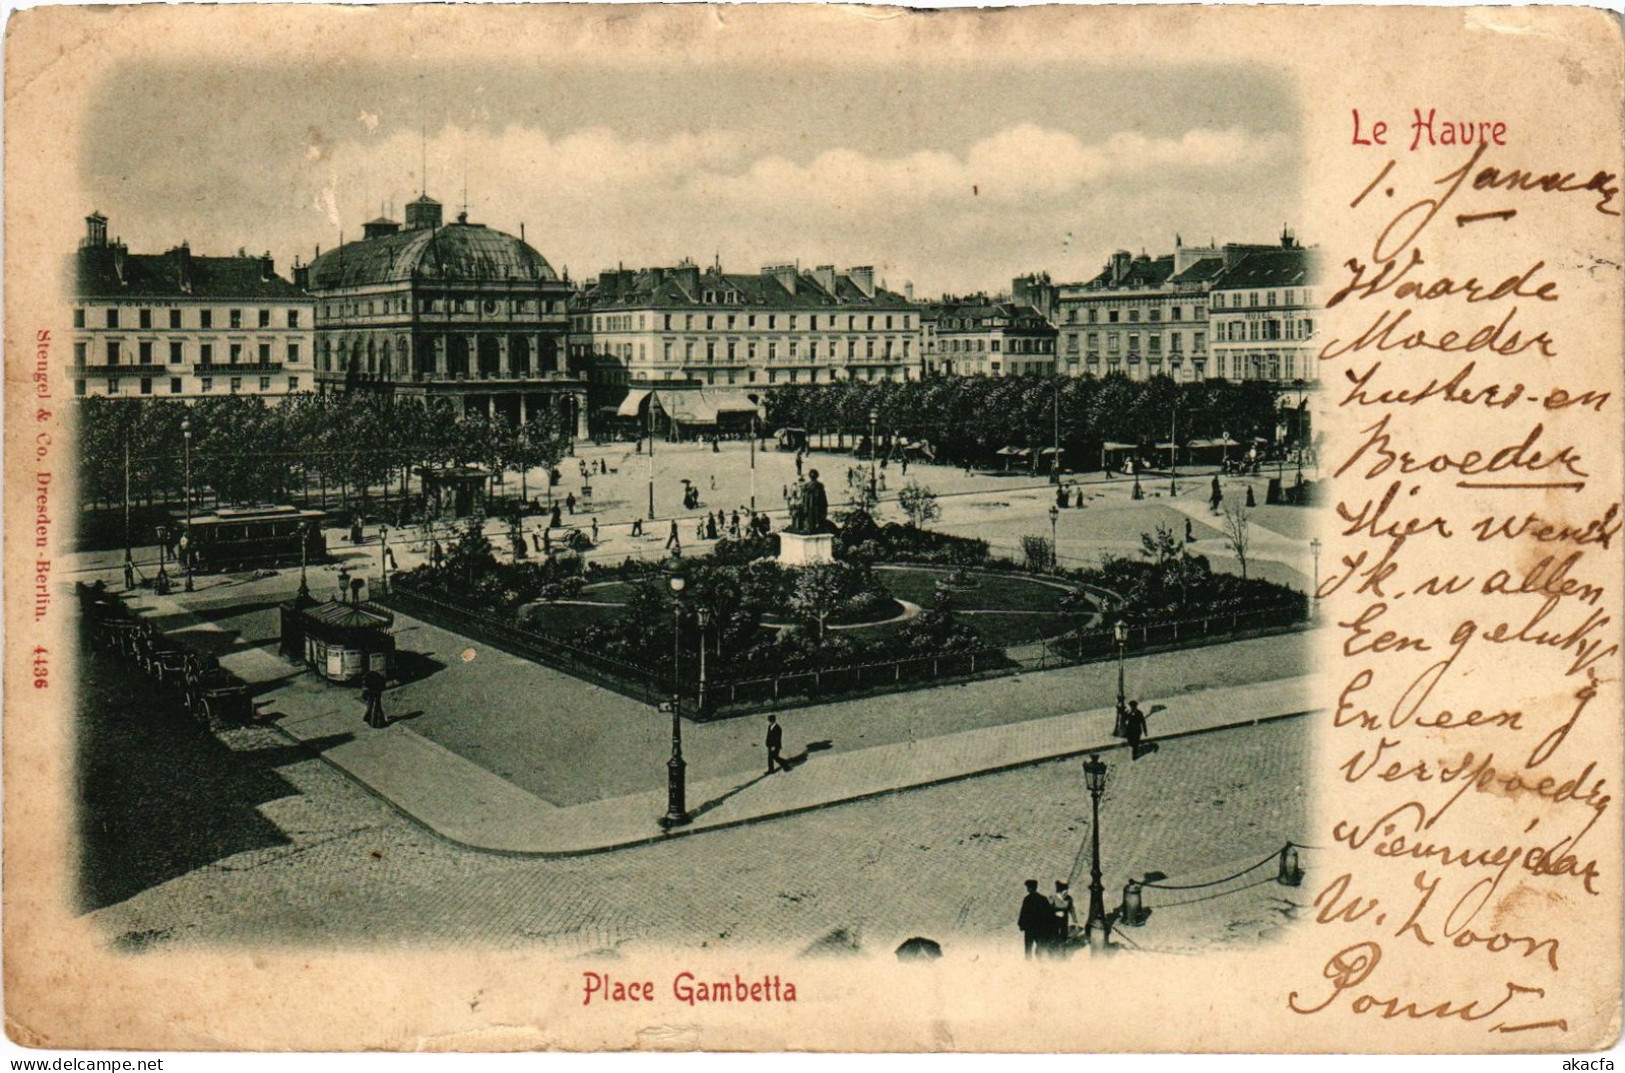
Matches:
[[777, 530, 835, 566]]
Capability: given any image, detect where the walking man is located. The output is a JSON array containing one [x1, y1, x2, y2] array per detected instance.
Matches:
[[1019, 879, 1052, 959], [361, 667, 388, 729], [1210, 474, 1223, 515], [765, 714, 784, 774], [1126, 699, 1148, 758], [566, 492, 576, 515], [666, 519, 681, 552], [591, 517, 600, 546]]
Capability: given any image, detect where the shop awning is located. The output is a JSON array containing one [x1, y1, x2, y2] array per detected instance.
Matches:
[[658, 389, 763, 425], [1101, 441, 1137, 452], [1186, 436, 1241, 449], [616, 388, 652, 418]]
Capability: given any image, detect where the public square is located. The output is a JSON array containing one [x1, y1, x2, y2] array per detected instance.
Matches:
[[70, 440, 1324, 956]]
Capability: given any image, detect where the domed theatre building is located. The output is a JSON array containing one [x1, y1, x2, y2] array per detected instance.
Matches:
[[301, 194, 586, 435]]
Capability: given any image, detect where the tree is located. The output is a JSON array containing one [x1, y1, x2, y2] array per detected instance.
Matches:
[[897, 480, 941, 529], [790, 563, 869, 641], [1021, 534, 1055, 573], [445, 512, 496, 589], [1221, 500, 1253, 580]]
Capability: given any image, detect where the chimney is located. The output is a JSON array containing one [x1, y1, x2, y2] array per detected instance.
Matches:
[[83, 212, 108, 249], [673, 260, 701, 297], [904, 282, 914, 302], [260, 252, 275, 282], [848, 266, 875, 297], [762, 264, 798, 295], [292, 256, 310, 290], [1110, 250, 1132, 283], [168, 242, 193, 292], [405, 194, 442, 230], [811, 265, 838, 294], [112, 240, 127, 284]]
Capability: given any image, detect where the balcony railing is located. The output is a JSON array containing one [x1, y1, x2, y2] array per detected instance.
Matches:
[[194, 362, 285, 373]]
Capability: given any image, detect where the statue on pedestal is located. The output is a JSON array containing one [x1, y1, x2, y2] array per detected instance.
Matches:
[[789, 469, 830, 534]]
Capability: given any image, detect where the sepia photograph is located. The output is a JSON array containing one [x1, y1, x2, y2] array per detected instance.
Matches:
[[4, 1, 1620, 1056]]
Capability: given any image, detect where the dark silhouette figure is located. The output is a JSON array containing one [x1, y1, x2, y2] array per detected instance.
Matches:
[[362, 668, 388, 729], [1019, 879, 1052, 959]]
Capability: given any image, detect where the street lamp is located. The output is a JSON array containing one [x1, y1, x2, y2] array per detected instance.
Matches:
[[1050, 378, 1061, 485], [182, 419, 194, 592], [1048, 504, 1060, 575], [1082, 753, 1110, 944], [154, 524, 171, 594], [647, 395, 657, 521], [1309, 537, 1322, 620], [662, 560, 689, 828], [695, 604, 711, 717], [297, 521, 311, 600], [379, 524, 391, 595], [1112, 618, 1128, 736]]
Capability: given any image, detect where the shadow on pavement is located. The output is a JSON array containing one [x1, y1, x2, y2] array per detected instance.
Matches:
[[689, 771, 770, 820], [75, 621, 349, 915]]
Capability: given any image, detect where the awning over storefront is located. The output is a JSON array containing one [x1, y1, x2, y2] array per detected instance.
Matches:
[[616, 388, 652, 418], [1187, 437, 1241, 449], [657, 389, 761, 426], [1101, 441, 1136, 452]]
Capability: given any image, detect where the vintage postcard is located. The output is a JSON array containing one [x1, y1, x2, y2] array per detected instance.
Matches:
[[3, 2, 1621, 1055]]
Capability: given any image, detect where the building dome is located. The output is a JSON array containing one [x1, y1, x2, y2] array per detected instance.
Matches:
[[308, 219, 560, 289]]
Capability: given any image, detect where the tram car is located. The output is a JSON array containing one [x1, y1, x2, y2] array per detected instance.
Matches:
[[175, 505, 328, 574]]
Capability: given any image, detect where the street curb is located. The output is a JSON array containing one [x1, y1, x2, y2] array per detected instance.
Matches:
[[265, 706, 1320, 860]]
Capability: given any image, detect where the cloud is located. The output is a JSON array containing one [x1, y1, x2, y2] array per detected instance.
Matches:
[[106, 118, 1297, 296]]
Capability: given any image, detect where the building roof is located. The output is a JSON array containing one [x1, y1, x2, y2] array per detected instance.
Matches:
[[300, 599, 394, 632], [932, 300, 1054, 333], [308, 220, 559, 289], [74, 245, 306, 301], [582, 264, 915, 311], [1210, 248, 1319, 291], [1078, 254, 1176, 291], [1169, 257, 1226, 285]]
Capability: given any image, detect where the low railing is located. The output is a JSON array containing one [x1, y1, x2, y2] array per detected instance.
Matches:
[[384, 578, 1306, 720]]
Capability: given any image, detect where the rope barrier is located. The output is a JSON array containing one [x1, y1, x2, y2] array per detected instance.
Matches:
[[1138, 842, 1296, 891]]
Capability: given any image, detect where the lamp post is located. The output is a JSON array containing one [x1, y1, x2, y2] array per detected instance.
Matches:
[[379, 525, 390, 595], [647, 396, 657, 521], [748, 411, 757, 515], [1049, 504, 1060, 575], [1112, 618, 1128, 736], [1083, 753, 1110, 944], [663, 561, 689, 828], [696, 604, 711, 717], [154, 525, 170, 593], [297, 521, 311, 600], [1309, 537, 1322, 620], [182, 419, 194, 592], [1169, 403, 1178, 497], [1050, 378, 1061, 485]]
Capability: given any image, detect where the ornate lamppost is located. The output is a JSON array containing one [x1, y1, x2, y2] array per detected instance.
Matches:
[[1049, 504, 1060, 575], [1112, 618, 1129, 736], [182, 418, 194, 592], [1083, 753, 1110, 944], [662, 558, 690, 828], [1050, 378, 1061, 485], [379, 524, 391, 595], [868, 406, 879, 505], [297, 521, 311, 600], [154, 524, 171, 594], [695, 604, 711, 718], [1309, 537, 1322, 621]]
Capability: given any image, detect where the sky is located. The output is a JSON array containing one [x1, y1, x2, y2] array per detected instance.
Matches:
[[80, 57, 1299, 297]]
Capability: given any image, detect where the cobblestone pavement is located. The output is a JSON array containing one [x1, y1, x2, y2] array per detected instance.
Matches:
[[86, 630, 1312, 959]]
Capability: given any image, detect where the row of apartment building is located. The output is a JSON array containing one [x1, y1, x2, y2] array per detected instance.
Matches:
[[70, 206, 1320, 416]]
